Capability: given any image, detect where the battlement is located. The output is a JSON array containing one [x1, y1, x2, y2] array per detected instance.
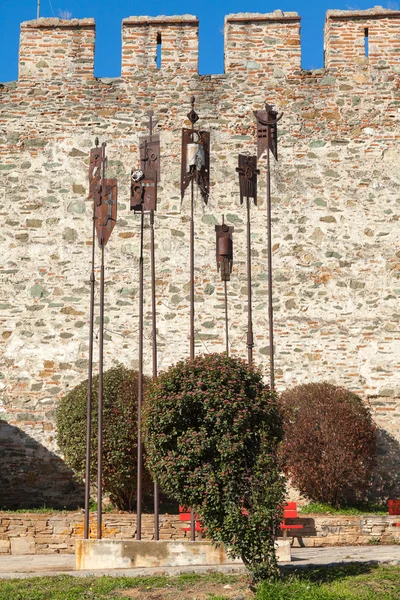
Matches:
[[15, 7, 400, 82], [122, 15, 198, 76], [19, 18, 95, 81], [224, 11, 301, 74], [325, 6, 400, 68]]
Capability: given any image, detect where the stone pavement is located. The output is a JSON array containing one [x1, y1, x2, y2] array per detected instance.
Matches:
[[1, 546, 400, 579]]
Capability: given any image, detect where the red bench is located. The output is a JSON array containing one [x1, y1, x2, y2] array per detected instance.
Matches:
[[242, 502, 303, 538], [179, 506, 203, 535], [179, 502, 304, 539], [388, 500, 400, 528], [280, 502, 304, 539]]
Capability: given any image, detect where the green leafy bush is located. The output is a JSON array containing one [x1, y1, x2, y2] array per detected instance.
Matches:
[[279, 382, 376, 507], [57, 365, 151, 511], [143, 353, 286, 582]]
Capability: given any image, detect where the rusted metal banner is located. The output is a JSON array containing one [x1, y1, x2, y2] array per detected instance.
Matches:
[[181, 97, 210, 204], [215, 222, 234, 282], [254, 103, 280, 160], [95, 178, 118, 247], [236, 154, 260, 205]]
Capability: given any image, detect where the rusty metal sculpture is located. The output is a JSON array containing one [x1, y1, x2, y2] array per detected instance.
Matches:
[[181, 97, 210, 366], [215, 219, 234, 354], [181, 97, 210, 540], [85, 139, 118, 541], [236, 155, 259, 366], [254, 103, 282, 390], [130, 111, 161, 541], [84, 140, 103, 541]]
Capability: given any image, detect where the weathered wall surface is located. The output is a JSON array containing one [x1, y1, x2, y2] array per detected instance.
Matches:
[[1, 511, 400, 555], [1, 7, 400, 504]]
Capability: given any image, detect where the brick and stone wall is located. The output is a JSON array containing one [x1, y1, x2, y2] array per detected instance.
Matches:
[[324, 7, 400, 69], [1, 512, 399, 555], [122, 16, 199, 76], [1, 7, 400, 506], [19, 18, 95, 81]]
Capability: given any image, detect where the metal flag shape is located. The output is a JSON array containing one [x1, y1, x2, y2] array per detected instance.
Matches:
[[215, 223, 234, 282], [88, 141, 104, 205], [181, 98, 210, 204], [236, 155, 260, 205], [95, 178, 118, 247], [131, 112, 161, 213], [140, 136, 161, 182], [253, 103, 280, 160]]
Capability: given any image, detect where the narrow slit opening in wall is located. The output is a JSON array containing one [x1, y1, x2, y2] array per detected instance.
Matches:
[[364, 28, 369, 57], [156, 33, 162, 69]]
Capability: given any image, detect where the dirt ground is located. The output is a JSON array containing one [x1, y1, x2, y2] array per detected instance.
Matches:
[[117, 578, 252, 600]]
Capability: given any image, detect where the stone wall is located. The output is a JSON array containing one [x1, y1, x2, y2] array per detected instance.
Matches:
[[325, 8, 400, 68], [19, 18, 95, 81], [122, 16, 199, 75], [1, 7, 400, 505], [1, 511, 400, 555]]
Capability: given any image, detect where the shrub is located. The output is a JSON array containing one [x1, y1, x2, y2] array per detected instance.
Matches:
[[279, 382, 376, 507], [143, 353, 286, 582], [57, 364, 151, 511]]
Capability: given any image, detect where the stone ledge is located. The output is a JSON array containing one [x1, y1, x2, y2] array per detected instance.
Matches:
[[225, 11, 300, 24], [21, 18, 95, 29], [326, 7, 400, 20], [123, 15, 198, 27], [75, 539, 291, 569]]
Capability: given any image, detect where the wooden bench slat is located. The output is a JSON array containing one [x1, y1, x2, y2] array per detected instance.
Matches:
[[283, 510, 298, 518]]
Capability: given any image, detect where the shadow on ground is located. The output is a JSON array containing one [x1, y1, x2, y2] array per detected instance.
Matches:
[[0, 420, 84, 510], [369, 428, 400, 502]]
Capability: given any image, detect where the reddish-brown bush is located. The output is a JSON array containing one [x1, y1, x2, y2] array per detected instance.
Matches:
[[279, 382, 376, 507]]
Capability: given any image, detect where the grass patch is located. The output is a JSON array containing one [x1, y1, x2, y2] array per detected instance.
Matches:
[[299, 502, 388, 516], [0, 501, 180, 516], [1, 566, 400, 600], [0, 506, 71, 515]]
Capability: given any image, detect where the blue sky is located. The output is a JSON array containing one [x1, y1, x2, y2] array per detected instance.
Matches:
[[0, 1, 397, 82]]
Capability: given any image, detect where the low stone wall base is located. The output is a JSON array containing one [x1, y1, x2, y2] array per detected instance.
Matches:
[[75, 539, 291, 570]]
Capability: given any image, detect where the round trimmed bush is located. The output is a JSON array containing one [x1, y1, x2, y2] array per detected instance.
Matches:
[[279, 382, 376, 507], [143, 353, 286, 582], [57, 364, 151, 511]]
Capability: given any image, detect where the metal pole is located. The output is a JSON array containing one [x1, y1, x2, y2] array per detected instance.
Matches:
[[189, 174, 195, 361], [97, 244, 105, 540], [189, 175, 196, 540], [150, 209, 159, 540], [246, 196, 254, 366], [266, 129, 275, 390], [224, 280, 229, 355], [84, 204, 96, 540], [37, 0, 40, 19], [136, 207, 144, 540]]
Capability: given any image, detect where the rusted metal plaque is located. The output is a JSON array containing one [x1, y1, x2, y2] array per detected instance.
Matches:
[[215, 223, 234, 281], [131, 179, 157, 213], [95, 178, 117, 247], [236, 155, 260, 205], [254, 104, 279, 160], [140, 136, 160, 183], [181, 128, 210, 203], [88, 144, 104, 204]]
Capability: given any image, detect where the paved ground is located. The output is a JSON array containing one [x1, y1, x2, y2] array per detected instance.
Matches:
[[1, 546, 400, 579]]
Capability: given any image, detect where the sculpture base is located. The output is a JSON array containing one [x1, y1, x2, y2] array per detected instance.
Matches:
[[76, 539, 291, 570]]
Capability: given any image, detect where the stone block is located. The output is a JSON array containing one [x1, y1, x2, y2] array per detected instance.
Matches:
[[0, 540, 10, 554], [76, 539, 291, 570], [10, 537, 36, 555]]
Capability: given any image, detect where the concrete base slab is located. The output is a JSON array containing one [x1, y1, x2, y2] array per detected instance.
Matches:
[[76, 539, 291, 570]]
